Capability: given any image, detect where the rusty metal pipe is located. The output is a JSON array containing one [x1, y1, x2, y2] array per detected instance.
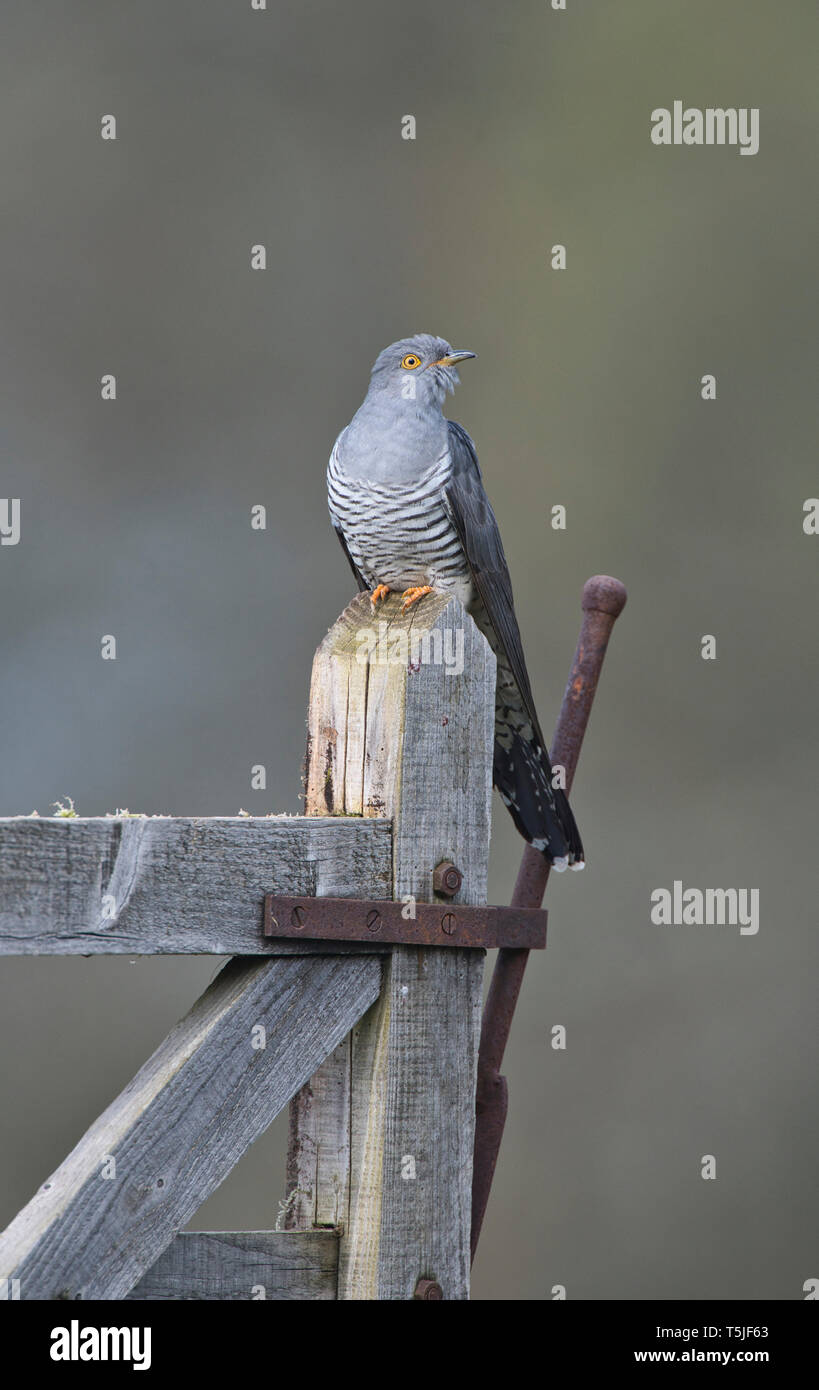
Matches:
[[471, 574, 627, 1262]]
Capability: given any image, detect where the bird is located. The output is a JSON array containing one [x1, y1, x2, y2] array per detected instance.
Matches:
[[327, 333, 584, 871]]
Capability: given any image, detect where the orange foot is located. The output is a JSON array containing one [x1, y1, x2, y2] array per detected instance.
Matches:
[[400, 585, 433, 613], [370, 584, 391, 607]]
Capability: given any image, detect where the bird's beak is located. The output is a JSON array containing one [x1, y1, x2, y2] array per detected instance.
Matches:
[[432, 350, 477, 367]]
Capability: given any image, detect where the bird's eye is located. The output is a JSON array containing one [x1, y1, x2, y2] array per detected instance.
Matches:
[[401, 353, 421, 369]]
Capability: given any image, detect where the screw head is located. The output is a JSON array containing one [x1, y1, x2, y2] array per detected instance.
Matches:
[[365, 908, 382, 933], [290, 904, 307, 929], [440, 912, 456, 936], [414, 1278, 443, 1300]]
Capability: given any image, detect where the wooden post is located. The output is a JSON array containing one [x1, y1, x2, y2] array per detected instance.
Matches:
[[288, 591, 495, 1299]]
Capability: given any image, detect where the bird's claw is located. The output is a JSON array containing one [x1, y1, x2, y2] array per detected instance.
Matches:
[[400, 585, 433, 613], [370, 584, 391, 607]]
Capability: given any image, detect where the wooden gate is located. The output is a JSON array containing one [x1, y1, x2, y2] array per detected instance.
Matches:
[[0, 591, 496, 1300]]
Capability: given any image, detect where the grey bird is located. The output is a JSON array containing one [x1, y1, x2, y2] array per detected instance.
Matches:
[[327, 333, 584, 870]]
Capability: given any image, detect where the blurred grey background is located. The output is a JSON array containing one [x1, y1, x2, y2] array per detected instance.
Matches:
[[1, 1, 817, 1300]]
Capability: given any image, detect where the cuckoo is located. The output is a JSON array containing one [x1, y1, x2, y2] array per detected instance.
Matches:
[[327, 334, 584, 870]]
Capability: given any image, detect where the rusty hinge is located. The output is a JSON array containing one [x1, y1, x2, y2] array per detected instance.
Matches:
[[263, 894, 546, 950]]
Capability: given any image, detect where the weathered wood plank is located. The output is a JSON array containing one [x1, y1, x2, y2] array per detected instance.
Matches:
[[0, 954, 381, 1299], [297, 592, 494, 1299], [285, 1035, 351, 1231], [285, 606, 377, 1231], [344, 949, 485, 1299], [127, 1230, 337, 1301], [0, 816, 391, 955], [305, 593, 494, 903]]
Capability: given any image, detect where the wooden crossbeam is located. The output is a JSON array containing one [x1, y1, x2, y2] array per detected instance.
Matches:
[[0, 816, 390, 955], [0, 954, 381, 1299], [127, 1231, 338, 1301]]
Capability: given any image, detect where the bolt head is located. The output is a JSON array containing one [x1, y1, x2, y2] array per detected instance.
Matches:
[[433, 860, 463, 897], [414, 1278, 443, 1301]]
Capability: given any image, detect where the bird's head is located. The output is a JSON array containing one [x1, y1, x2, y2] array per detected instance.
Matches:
[[368, 334, 476, 410]]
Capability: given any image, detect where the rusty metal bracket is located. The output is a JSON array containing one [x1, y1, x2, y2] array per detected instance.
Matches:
[[263, 895, 547, 950]]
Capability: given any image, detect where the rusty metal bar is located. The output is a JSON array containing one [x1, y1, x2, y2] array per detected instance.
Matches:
[[264, 894, 547, 950], [470, 574, 627, 1262]]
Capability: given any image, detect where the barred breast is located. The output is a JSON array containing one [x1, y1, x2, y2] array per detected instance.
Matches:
[[327, 441, 475, 605]]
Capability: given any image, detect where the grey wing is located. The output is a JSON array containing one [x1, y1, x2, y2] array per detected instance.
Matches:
[[333, 522, 368, 592], [441, 420, 545, 745]]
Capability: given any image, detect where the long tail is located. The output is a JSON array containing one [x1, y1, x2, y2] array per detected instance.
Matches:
[[465, 592, 585, 869], [494, 726, 584, 871]]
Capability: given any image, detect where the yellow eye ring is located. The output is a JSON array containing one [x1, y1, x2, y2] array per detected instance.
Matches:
[[401, 353, 421, 370]]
